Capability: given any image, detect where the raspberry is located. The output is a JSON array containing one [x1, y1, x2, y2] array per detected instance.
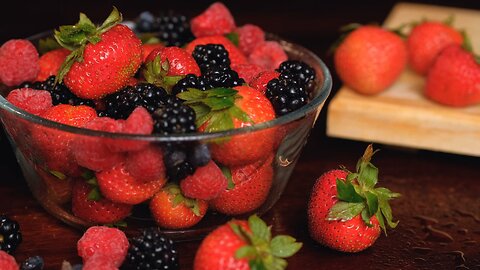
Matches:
[[72, 117, 125, 172], [125, 146, 165, 182], [36, 48, 70, 81], [0, 251, 18, 270], [77, 226, 129, 267], [180, 160, 227, 200], [82, 253, 117, 270], [235, 24, 266, 56], [190, 2, 236, 37], [231, 63, 264, 83], [248, 41, 288, 70], [6, 88, 52, 115], [0, 39, 39, 86], [250, 70, 280, 94]]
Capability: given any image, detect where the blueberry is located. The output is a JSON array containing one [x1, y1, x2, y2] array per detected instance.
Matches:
[[189, 144, 211, 167], [20, 256, 44, 270]]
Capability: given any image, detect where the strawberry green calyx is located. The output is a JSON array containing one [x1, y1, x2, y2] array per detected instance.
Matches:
[[143, 55, 183, 91], [327, 144, 401, 234], [225, 32, 239, 46], [177, 88, 253, 132], [165, 184, 203, 216], [230, 215, 302, 270], [85, 177, 103, 201], [54, 7, 123, 83]]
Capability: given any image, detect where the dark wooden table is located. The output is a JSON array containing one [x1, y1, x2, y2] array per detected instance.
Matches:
[[1, 1, 479, 269]]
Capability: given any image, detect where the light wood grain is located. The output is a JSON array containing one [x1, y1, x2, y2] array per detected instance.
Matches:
[[327, 2, 480, 157]]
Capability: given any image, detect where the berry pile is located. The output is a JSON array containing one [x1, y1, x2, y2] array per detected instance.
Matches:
[[0, 2, 317, 231]]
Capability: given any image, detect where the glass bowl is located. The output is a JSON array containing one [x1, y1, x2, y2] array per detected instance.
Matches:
[[0, 31, 332, 239]]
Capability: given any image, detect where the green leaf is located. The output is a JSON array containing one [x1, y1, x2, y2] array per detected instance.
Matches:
[[81, 170, 95, 180], [376, 209, 387, 235], [225, 32, 240, 46], [193, 105, 213, 128], [38, 38, 62, 54], [140, 33, 162, 44], [229, 105, 253, 123], [206, 87, 238, 98], [327, 202, 364, 222], [229, 222, 250, 243], [86, 177, 98, 186], [206, 110, 234, 132], [249, 260, 267, 270], [378, 197, 399, 229], [270, 235, 302, 258], [358, 162, 378, 188], [49, 170, 66, 180], [346, 172, 358, 182], [220, 165, 235, 190], [365, 191, 379, 217], [336, 178, 364, 203], [443, 14, 455, 26], [248, 215, 271, 242], [269, 258, 288, 270], [203, 97, 235, 111], [375, 187, 401, 199], [172, 193, 183, 207], [235, 246, 257, 259], [87, 187, 102, 201], [361, 208, 373, 227], [177, 88, 206, 101], [98, 7, 123, 33], [77, 13, 97, 33], [461, 30, 473, 53]]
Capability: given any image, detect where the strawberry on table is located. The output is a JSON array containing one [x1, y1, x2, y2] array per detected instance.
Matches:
[[150, 184, 208, 229], [36, 48, 70, 81], [190, 2, 236, 38], [308, 145, 400, 253], [55, 8, 143, 99], [194, 215, 302, 270]]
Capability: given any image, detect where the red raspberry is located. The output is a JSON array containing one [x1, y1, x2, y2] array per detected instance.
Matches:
[[73, 117, 125, 172], [0, 39, 39, 86], [107, 107, 153, 153], [83, 253, 118, 270], [180, 160, 227, 200], [248, 41, 288, 70], [6, 88, 52, 115], [125, 146, 165, 182], [36, 48, 70, 81], [0, 251, 18, 270], [250, 71, 280, 94], [77, 226, 129, 267], [191, 2, 236, 37], [235, 24, 266, 56], [231, 63, 264, 83]]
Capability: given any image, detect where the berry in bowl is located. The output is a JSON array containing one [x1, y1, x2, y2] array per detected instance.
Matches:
[[0, 3, 331, 238]]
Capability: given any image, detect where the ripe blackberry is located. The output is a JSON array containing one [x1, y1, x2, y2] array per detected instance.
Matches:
[[163, 144, 196, 182], [136, 12, 194, 47], [20, 256, 44, 270], [202, 67, 245, 89], [171, 74, 208, 96], [103, 83, 168, 119], [265, 78, 308, 116], [0, 215, 22, 254], [192, 44, 231, 73], [152, 96, 196, 135], [277, 60, 316, 87], [124, 227, 179, 270], [19, 76, 95, 108]]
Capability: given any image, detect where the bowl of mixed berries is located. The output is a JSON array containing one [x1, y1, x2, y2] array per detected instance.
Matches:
[[0, 2, 331, 237]]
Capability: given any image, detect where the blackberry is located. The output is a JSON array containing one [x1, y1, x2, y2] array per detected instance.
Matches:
[[163, 144, 196, 182], [103, 83, 168, 119], [136, 12, 194, 47], [171, 74, 208, 95], [202, 67, 245, 89], [152, 96, 196, 135], [192, 44, 231, 73], [123, 228, 179, 270], [19, 76, 95, 108], [0, 215, 22, 253], [265, 78, 308, 116], [20, 256, 44, 270], [277, 60, 316, 87]]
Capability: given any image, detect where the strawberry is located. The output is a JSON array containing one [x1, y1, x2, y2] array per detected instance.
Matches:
[[194, 215, 302, 270], [150, 184, 208, 229], [407, 21, 463, 75], [141, 43, 164, 63], [31, 104, 97, 176], [185, 36, 247, 67], [210, 154, 273, 215], [179, 160, 227, 200], [334, 25, 407, 95], [178, 86, 276, 167], [145, 46, 201, 76], [36, 48, 70, 81], [96, 163, 166, 205], [56, 8, 142, 99], [71, 179, 132, 224], [308, 145, 400, 253], [425, 45, 480, 107], [190, 2, 236, 38], [249, 71, 280, 94]]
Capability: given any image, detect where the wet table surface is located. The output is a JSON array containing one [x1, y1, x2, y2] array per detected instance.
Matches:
[[1, 0, 479, 269]]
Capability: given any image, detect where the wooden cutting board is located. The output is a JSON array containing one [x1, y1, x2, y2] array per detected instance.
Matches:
[[326, 2, 480, 157]]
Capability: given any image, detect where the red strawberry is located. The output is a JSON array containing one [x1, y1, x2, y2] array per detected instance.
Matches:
[[141, 43, 164, 62], [334, 25, 407, 95], [57, 8, 143, 99], [191, 2, 236, 38], [407, 21, 463, 75], [425, 45, 480, 107], [249, 70, 280, 94], [308, 145, 400, 253], [0, 39, 39, 86], [0, 251, 18, 270], [194, 215, 302, 270], [96, 163, 166, 205], [150, 184, 208, 229], [36, 48, 70, 81], [210, 154, 273, 215], [185, 36, 247, 67], [180, 160, 227, 200], [125, 146, 165, 182], [235, 24, 265, 56], [72, 179, 132, 224], [6, 88, 52, 115], [248, 41, 288, 70], [31, 104, 97, 176], [231, 63, 264, 83]]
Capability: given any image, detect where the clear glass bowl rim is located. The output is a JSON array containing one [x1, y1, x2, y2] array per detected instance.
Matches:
[[0, 31, 332, 142]]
